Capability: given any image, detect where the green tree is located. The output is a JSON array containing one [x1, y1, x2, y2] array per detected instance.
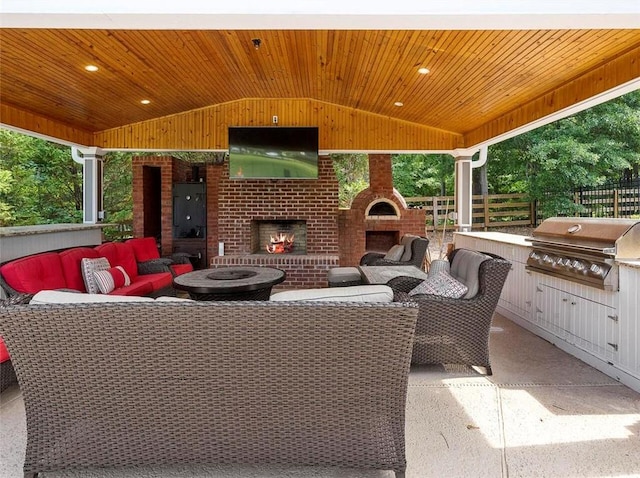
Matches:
[[489, 90, 640, 217], [392, 154, 454, 197], [102, 151, 134, 224], [0, 130, 82, 225], [331, 153, 369, 208]]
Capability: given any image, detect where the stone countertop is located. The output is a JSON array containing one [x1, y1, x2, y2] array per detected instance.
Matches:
[[618, 259, 640, 269], [453, 231, 532, 247], [0, 223, 112, 237]]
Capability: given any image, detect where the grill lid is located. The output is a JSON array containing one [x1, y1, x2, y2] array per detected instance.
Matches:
[[528, 217, 640, 258]]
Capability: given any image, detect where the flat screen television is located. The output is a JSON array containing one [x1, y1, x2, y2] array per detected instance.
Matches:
[[228, 126, 319, 179]]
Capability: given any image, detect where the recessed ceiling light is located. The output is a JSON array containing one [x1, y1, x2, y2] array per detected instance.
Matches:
[[140, 99, 151, 105], [394, 101, 404, 107], [418, 67, 430, 75], [84, 65, 99, 72]]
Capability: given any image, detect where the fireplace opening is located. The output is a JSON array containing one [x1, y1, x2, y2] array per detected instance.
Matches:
[[366, 199, 400, 218], [365, 231, 400, 253], [251, 220, 307, 254]]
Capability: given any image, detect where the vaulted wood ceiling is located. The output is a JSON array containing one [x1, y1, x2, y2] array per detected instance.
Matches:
[[1, 28, 639, 151]]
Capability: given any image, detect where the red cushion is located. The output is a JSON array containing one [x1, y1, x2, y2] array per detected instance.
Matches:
[[171, 263, 193, 276], [95, 242, 139, 281], [109, 273, 171, 296], [126, 237, 160, 262], [59, 247, 100, 292], [0, 337, 10, 364], [0, 252, 66, 294]]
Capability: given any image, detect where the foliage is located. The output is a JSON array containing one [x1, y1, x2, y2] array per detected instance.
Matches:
[[331, 153, 369, 207], [392, 154, 455, 198], [0, 130, 82, 226], [102, 151, 134, 224], [489, 90, 640, 217]]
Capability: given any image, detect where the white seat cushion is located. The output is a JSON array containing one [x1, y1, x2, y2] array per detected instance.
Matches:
[[270, 285, 394, 303], [30, 290, 154, 304]]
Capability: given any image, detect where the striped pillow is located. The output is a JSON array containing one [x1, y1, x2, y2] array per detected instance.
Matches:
[[93, 266, 131, 294], [81, 257, 111, 294]]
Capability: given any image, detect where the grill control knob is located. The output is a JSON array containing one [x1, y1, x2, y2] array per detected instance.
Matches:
[[571, 260, 585, 272], [589, 264, 604, 277]]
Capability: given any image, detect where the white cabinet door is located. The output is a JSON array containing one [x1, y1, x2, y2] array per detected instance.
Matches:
[[570, 296, 619, 363], [535, 284, 568, 338], [536, 284, 619, 362]]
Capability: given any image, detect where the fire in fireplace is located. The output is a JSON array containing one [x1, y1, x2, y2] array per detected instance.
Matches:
[[266, 233, 295, 254], [251, 220, 307, 254]]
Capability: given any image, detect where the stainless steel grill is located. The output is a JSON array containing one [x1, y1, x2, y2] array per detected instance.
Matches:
[[525, 217, 640, 291]]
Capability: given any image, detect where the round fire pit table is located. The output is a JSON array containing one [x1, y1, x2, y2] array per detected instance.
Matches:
[[173, 266, 286, 301]]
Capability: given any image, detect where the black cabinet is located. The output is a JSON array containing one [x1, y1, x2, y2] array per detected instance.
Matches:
[[173, 183, 206, 239], [173, 182, 206, 269]]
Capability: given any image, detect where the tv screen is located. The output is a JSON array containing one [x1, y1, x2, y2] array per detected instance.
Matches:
[[228, 126, 319, 179]]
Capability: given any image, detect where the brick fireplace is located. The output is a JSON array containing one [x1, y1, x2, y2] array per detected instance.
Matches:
[[209, 155, 340, 289], [337, 154, 426, 267]]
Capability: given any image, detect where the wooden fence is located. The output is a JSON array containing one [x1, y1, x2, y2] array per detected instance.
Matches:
[[405, 193, 534, 231]]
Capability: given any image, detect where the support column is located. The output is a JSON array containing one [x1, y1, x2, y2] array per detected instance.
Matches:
[[72, 147, 105, 224], [454, 155, 473, 232]]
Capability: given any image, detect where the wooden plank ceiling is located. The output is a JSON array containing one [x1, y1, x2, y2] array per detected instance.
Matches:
[[1, 29, 639, 150]]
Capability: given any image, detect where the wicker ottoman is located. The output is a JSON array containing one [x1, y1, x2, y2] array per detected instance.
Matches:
[[327, 267, 363, 287]]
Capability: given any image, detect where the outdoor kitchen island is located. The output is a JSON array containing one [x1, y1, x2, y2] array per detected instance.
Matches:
[[454, 229, 640, 394]]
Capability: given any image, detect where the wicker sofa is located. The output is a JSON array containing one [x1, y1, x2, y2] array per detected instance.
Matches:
[[0, 237, 193, 392], [0, 298, 418, 478]]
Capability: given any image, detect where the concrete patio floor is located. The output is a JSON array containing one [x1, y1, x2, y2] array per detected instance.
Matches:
[[1, 313, 639, 478]]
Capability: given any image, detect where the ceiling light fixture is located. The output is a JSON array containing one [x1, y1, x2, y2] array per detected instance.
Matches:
[[251, 38, 262, 50], [394, 101, 404, 107], [140, 99, 151, 105], [84, 65, 99, 72], [418, 67, 430, 75]]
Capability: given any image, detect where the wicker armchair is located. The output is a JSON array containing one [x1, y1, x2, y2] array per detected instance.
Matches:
[[387, 249, 511, 375], [360, 235, 429, 268]]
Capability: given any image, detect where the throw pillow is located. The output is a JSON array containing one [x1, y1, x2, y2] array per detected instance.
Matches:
[[408, 271, 469, 299], [81, 257, 111, 294], [93, 266, 132, 294], [384, 244, 405, 261]]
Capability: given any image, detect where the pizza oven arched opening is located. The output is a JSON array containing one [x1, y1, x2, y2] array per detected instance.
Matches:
[[365, 199, 400, 219]]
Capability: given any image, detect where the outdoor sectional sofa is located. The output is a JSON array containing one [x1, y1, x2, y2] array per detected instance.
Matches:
[[0, 293, 418, 478], [0, 237, 193, 392]]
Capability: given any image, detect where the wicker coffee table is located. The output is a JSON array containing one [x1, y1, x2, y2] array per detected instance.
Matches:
[[173, 266, 286, 301]]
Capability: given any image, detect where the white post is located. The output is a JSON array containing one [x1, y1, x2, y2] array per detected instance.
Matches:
[[72, 146, 105, 224], [453, 152, 473, 232]]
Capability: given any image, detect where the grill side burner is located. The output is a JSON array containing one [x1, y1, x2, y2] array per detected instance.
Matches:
[[526, 217, 640, 291]]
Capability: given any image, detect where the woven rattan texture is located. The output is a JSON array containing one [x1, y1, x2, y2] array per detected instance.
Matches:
[[388, 250, 511, 374], [0, 301, 418, 477], [0, 293, 33, 392]]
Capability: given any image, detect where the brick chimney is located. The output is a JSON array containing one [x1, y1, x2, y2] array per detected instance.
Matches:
[[368, 154, 394, 194]]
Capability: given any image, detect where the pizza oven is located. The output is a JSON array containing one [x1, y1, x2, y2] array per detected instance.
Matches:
[[525, 217, 640, 291]]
